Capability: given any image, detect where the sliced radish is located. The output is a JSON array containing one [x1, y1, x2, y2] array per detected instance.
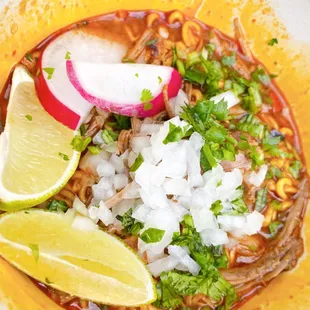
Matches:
[[67, 62, 182, 118], [35, 30, 127, 129]]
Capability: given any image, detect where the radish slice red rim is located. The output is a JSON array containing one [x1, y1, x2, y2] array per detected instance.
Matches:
[[35, 30, 127, 130], [66, 62, 182, 118]]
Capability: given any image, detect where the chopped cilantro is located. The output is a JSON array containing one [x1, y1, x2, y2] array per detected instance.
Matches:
[[251, 68, 271, 86], [270, 200, 281, 210], [79, 124, 86, 136], [163, 122, 191, 144], [42, 67, 55, 80], [45, 277, 53, 284], [101, 129, 119, 144], [65, 51, 71, 60], [25, 53, 33, 62], [130, 153, 144, 172], [210, 200, 223, 215], [140, 228, 165, 244], [135, 73, 139, 78], [255, 188, 267, 212], [143, 102, 153, 111], [158, 76, 163, 84], [36, 68, 41, 76], [186, 51, 201, 67], [140, 89, 154, 103], [87, 145, 101, 155], [116, 208, 144, 235], [47, 200, 68, 212], [237, 114, 265, 138], [242, 85, 262, 113], [25, 114, 32, 121], [70, 136, 91, 152], [122, 58, 135, 63], [221, 52, 236, 67], [184, 68, 206, 85], [113, 114, 131, 130], [269, 221, 283, 236], [268, 38, 278, 46], [58, 152, 69, 161], [290, 160, 302, 179], [146, 38, 158, 46], [28, 244, 39, 264], [176, 59, 185, 76]]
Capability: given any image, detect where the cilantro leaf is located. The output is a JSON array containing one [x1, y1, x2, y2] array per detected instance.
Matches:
[[237, 114, 265, 138], [163, 122, 191, 144], [135, 73, 139, 78], [290, 160, 302, 179], [269, 221, 283, 236], [210, 200, 223, 215], [70, 136, 92, 152], [42, 67, 55, 80], [255, 187, 267, 212], [251, 68, 271, 86], [47, 200, 68, 212], [140, 89, 154, 103], [116, 209, 144, 235], [28, 244, 39, 264], [65, 51, 71, 60], [242, 85, 262, 113], [221, 53, 236, 67], [45, 277, 53, 284], [113, 114, 131, 130], [268, 38, 278, 46], [58, 152, 69, 161], [25, 114, 32, 121], [79, 124, 86, 136], [25, 53, 33, 62], [130, 153, 144, 172], [140, 228, 165, 244], [146, 38, 158, 46], [158, 76, 163, 84]]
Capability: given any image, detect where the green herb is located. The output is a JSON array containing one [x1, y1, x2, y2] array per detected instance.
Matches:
[[25, 114, 32, 121], [210, 200, 223, 215], [143, 102, 153, 111], [270, 200, 281, 210], [176, 59, 185, 76], [116, 209, 144, 235], [268, 38, 278, 46], [231, 196, 248, 214], [221, 53, 236, 67], [47, 200, 68, 212], [87, 145, 101, 155], [237, 114, 265, 138], [184, 68, 206, 85], [24, 211, 30, 214], [28, 244, 39, 264], [45, 277, 53, 284], [42, 67, 55, 80], [251, 68, 271, 86], [25, 53, 33, 62], [140, 228, 165, 244], [249, 147, 265, 168], [242, 85, 262, 113], [206, 43, 215, 55], [163, 122, 191, 144], [156, 215, 236, 309], [269, 221, 283, 236], [113, 114, 131, 130], [269, 73, 278, 79], [186, 51, 201, 67], [65, 51, 71, 60], [36, 68, 41, 76], [146, 38, 158, 46], [158, 76, 163, 84], [255, 187, 267, 212], [101, 129, 119, 144], [58, 152, 69, 161], [135, 73, 139, 78], [70, 136, 92, 152], [79, 124, 86, 136], [140, 89, 154, 103], [270, 166, 282, 178], [130, 153, 144, 172], [122, 58, 135, 63], [290, 160, 302, 179]]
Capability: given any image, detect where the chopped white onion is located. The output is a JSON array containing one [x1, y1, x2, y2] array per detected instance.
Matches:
[[93, 130, 104, 145], [110, 154, 125, 174], [191, 206, 218, 232], [162, 178, 191, 196], [97, 160, 116, 177], [72, 196, 89, 217], [97, 201, 114, 226], [131, 136, 151, 154], [210, 90, 240, 109], [113, 174, 128, 190], [72, 215, 98, 231], [147, 255, 179, 277], [140, 124, 161, 135], [200, 228, 229, 246], [248, 164, 268, 187], [132, 204, 152, 223]]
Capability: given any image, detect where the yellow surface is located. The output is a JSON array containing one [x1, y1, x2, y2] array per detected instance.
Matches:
[[0, 257, 63, 310], [0, 0, 309, 309], [0, 210, 155, 306]]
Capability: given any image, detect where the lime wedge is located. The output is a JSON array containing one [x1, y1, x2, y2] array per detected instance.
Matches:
[[0, 210, 156, 306], [0, 65, 80, 211]]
